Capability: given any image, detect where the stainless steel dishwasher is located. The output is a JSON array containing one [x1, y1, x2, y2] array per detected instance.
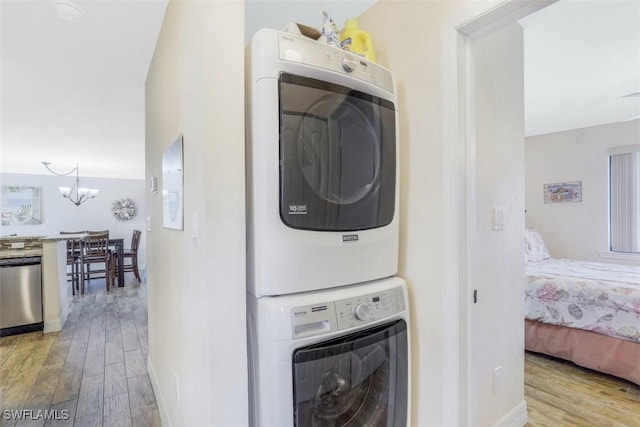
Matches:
[[0, 256, 43, 336]]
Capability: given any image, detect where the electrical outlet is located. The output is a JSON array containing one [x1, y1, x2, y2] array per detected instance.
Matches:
[[174, 373, 180, 402], [493, 366, 503, 394]]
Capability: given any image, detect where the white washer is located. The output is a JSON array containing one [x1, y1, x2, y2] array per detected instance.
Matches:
[[246, 29, 400, 297], [247, 276, 411, 426]]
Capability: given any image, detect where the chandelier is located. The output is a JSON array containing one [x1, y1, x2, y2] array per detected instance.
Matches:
[[41, 161, 99, 206]]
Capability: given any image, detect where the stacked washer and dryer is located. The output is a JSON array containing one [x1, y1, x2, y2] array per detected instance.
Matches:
[[245, 28, 410, 427]]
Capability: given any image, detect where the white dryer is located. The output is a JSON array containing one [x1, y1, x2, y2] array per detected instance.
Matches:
[[246, 29, 400, 297], [247, 276, 410, 426]]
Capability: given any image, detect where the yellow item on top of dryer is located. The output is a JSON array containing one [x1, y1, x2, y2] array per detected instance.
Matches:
[[340, 19, 376, 62]]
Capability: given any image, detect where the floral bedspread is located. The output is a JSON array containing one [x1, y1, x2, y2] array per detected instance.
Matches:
[[525, 259, 640, 343]]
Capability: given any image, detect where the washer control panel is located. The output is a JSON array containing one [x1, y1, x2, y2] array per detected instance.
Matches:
[[334, 286, 405, 330], [290, 286, 405, 339]]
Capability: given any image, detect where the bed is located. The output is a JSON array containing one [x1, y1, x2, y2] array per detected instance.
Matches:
[[524, 229, 640, 385]]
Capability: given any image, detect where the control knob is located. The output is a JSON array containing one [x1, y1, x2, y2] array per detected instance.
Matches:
[[354, 304, 371, 321], [341, 56, 358, 72]]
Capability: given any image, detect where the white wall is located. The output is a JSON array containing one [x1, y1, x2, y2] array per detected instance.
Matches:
[[360, 2, 526, 426], [244, 0, 376, 43], [145, 0, 247, 426], [470, 23, 526, 426], [0, 173, 146, 269], [358, 1, 471, 425], [144, 1, 534, 426], [525, 119, 640, 265]]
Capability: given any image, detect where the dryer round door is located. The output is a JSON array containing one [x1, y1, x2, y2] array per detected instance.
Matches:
[[292, 320, 408, 427], [279, 74, 396, 232]]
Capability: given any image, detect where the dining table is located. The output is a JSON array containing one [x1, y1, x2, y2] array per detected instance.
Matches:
[[58, 232, 126, 288]]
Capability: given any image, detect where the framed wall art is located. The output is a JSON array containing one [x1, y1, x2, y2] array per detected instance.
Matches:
[[543, 181, 582, 203], [1, 186, 42, 225]]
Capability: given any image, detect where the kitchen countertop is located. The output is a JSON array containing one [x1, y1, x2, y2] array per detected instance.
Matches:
[[0, 235, 83, 259], [1, 235, 44, 240], [39, 234, 86, 241], [0, 234, 85, 242]]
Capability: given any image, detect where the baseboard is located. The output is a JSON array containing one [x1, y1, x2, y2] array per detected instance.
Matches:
[[59, 302, 70, 329], [43, 318, 62, 334], [44, 292, 72, 334], [493, 400, 528, 427], [148, 355, 172, 427], [1, 322, 43, 337]]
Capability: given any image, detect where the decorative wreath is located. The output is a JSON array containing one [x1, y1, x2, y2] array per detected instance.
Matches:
[[111, 197, 136, 221]]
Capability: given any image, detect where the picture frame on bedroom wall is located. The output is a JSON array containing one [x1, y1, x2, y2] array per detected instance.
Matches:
[[543, 181, 582, 203]]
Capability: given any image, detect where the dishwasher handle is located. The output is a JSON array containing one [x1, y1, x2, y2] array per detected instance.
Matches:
[[0, 256, 42, 267]]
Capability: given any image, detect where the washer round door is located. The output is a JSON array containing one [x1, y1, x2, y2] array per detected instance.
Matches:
[[292, 320, 408, 426], [279, 74, 396, 232]]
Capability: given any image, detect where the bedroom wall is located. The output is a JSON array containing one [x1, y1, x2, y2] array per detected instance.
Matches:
[[525, 119, 640, 265]]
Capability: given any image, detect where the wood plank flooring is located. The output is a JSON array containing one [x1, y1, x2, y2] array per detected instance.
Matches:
[[525, 351, 640, 427], [0, 277, 159, 427]]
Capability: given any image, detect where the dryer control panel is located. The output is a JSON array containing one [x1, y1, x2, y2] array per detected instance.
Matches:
[[278, 33, 394, 94], [290, 286, 405, 339]]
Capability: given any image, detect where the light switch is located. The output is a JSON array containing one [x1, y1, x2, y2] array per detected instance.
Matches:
[[149, 176, 158, 193], [146, 216, 152, 232], [493, 207, 505, 230]]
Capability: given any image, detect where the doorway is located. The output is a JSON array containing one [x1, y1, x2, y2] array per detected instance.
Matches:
[[441, 1, 558, 425]]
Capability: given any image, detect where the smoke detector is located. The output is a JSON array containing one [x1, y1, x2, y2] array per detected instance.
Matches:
[[54, 0, 84, 22]]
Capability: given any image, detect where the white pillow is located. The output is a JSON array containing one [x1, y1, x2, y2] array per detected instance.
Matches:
[[524, 228, 551, 262]]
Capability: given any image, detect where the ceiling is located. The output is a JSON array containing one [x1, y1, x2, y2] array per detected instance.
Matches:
[[520, 0, 640, 137], [1, 0, 638, 179], [0, 0, 168, 179]]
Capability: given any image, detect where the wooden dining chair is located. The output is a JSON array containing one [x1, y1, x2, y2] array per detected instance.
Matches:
[[121, 229, 142, 283], [65, 236, 82, 295], [86, 230, 117, 285], [60, 231, 86, 295], [82, 232, 113, 293]]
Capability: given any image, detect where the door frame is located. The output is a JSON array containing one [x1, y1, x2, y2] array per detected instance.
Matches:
[[440, 1, 558, 425]]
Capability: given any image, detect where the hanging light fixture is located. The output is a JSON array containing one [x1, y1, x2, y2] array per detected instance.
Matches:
[[41, 161, 99, 206]]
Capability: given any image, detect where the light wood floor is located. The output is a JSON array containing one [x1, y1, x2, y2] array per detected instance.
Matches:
[[525, 351, 640, 426], [0, 277, 159, 427]]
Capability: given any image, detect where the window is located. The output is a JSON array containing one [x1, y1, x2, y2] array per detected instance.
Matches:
[[609, 145, 640, 253]]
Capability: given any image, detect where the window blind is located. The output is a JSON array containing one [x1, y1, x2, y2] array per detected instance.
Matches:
[[610, 150, 640, 253]]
